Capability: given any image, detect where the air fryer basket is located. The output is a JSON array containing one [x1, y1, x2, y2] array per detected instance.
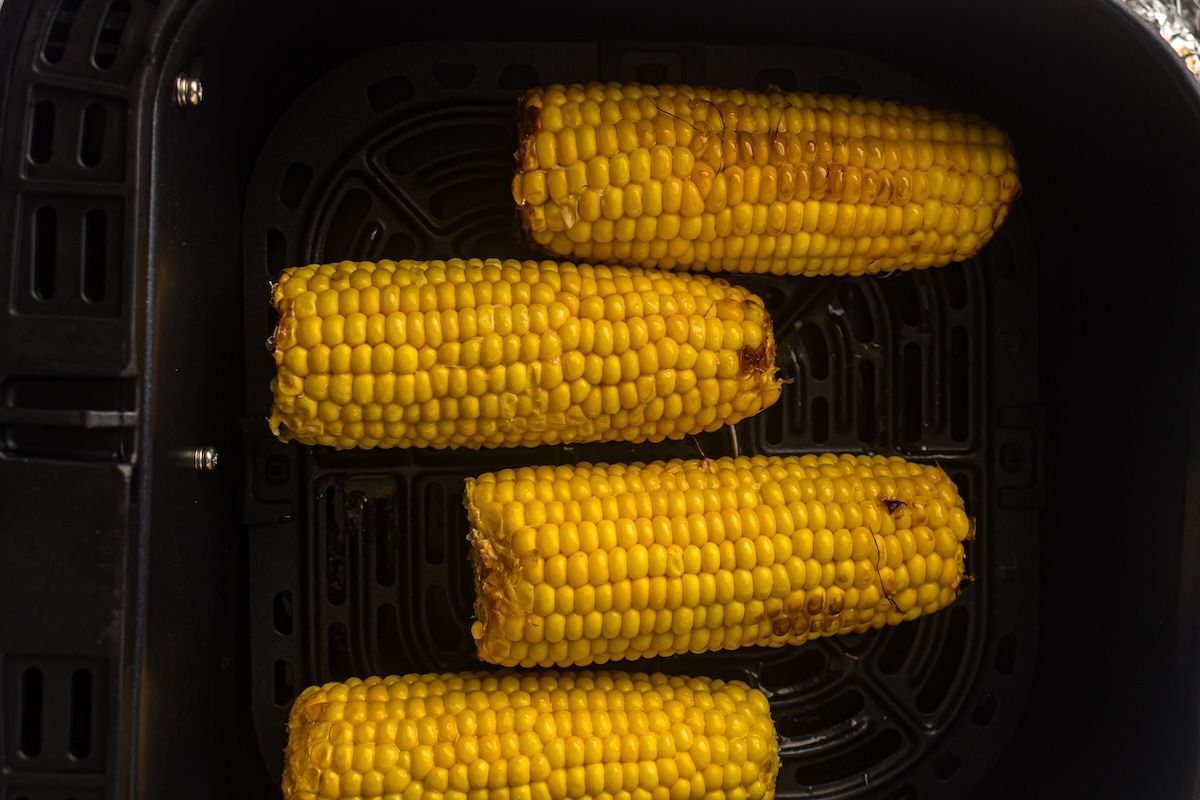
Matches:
[[1, 1, 1198, 800], [239, 40, 1040, 799]]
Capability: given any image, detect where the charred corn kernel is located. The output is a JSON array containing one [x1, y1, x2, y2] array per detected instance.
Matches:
[[269, 258, 781, 450], [283, 671, 781, 800], [514, 81, 1019, 275], [468, 453, 973, 668]]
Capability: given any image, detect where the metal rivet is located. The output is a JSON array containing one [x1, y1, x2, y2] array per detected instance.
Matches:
[[175, 74, 203, 107], [194, 447, 219, 472]]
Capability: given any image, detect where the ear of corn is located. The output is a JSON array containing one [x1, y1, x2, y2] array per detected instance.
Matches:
[[268, 258, 782, 450], [282, 670, 782, 800], [512, 81, 1020, 276], [466, 453, 973, 669]]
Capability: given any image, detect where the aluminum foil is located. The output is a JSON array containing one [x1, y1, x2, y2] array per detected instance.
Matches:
[[1122, 0, 1200, 76]]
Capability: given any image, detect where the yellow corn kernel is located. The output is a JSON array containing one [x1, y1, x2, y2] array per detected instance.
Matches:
[[269, 259, 782, 450], [283, 671, 781, 800], [514, 81, 1019, 275], [468, 453, 973, 667]]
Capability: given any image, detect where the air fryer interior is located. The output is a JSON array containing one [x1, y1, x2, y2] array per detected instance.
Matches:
[[2, 1, 1197, 799]]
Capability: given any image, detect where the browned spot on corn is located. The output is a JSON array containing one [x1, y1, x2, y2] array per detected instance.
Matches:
[[513, 81, 1020, 276]]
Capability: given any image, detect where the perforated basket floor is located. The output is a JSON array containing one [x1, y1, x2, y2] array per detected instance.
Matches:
[[240, 42, 1042, 800]]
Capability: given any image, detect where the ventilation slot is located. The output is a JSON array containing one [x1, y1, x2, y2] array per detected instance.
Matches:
[[901, 343, 923, 442], [794, 728, 901, 785], [19, 667, 43, 758], [42, 0, 83, 64], [837, 282, 875, 341], [776, 690, 864, 740], [33, 207, 58, 300], [384, 232, 417, 261], [877, 616, 920, 675], [809, 396, 829, 443], [943, 262, 969, 308], [377, 604, 405, 670], [366, 75, 414, 112], [30, 101, 56, 165], [856, 361, 876, 443], [279, 163, 313, 209], [325, 487, 347, 606], [916, 605, 970, 712], [92, 0, 131, 70], [274, 660, 294, 706], [324, 188, 373, 262], [761, 648, 826, 689], [68, 668, 92, 759], [375, 493, 397, 587], [949, 327, 970, 442], [82, 208, 107, 302], [424, 482, 447, 565], [327, 623, 353, 681], [798, 325, 829, 380], [273, 590, 293, 635], [425, 585, 461, 652], [79, 104, 106, 167]]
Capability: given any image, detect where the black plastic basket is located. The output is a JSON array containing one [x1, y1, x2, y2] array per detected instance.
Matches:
[[1, 1, 1198, 799]]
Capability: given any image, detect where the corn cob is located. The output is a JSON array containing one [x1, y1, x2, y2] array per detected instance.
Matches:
[[268, 258, 782, 450], [282, 670, 781, 800], [467, 453, 973, 669], [512, 81, 1020, 276]]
